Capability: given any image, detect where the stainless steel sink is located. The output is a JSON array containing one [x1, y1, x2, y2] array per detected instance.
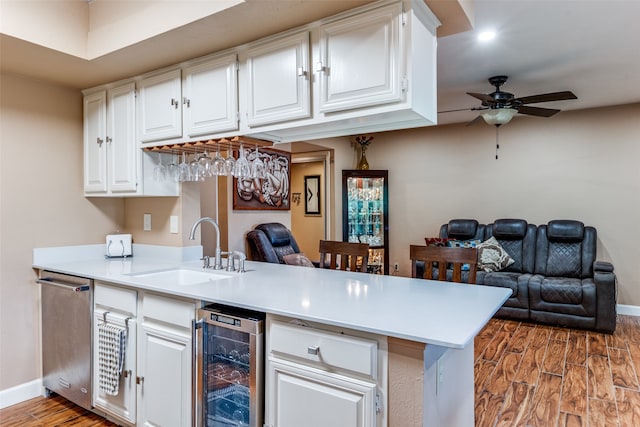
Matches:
[[128, 268, 233, 286]]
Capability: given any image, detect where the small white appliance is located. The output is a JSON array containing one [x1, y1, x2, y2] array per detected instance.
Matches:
[[106, 233, 133, 258]]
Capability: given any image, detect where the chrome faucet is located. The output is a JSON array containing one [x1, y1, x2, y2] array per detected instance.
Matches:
[[189, 217, 223, 270]]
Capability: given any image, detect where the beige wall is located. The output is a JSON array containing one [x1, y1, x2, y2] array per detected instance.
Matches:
[[0, 72, 124, 390]]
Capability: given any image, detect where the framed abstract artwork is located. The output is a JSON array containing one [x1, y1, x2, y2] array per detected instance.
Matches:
[[233, 146, 291, 210]]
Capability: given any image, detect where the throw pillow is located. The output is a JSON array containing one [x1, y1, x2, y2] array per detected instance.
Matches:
[[424, 237, 449, 247], [476, 237, 515, 272], [447, 239, 481, 271], [282, 253, 315, 268]]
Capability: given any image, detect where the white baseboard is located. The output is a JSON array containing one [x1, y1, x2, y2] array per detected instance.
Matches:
[[0, 379, 43, 409], [617, 304, 640, 317]]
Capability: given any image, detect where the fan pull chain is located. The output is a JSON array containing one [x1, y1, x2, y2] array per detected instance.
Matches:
[[495, 126, 500, 159]]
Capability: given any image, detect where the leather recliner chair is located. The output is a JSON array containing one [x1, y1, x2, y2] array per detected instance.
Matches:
[[528, 220, 616, 333], [246, 223, 302, 264]]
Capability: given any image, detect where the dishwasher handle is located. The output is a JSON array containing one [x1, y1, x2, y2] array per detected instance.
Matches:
[[37, 278, 91, 292]]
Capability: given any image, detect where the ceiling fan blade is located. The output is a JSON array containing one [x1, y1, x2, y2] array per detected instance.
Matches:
[[438, 107, 488, 114], [516, 105, 560, 117], [467, 92, 495, 103], [466, 115, 485, 126], [438, 108, 473, 114], [515, 91, 577, 104]]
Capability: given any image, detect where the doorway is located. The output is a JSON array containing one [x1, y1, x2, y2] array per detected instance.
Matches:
[[290, 151, 331, 262]]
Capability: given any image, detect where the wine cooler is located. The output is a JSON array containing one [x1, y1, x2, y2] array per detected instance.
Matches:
[[195, 304, 265, 427]]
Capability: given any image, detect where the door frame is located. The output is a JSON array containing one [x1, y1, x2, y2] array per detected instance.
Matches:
[[291, 150, 332, 241]]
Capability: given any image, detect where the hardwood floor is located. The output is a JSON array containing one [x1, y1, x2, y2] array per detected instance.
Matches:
[[475, 315, 640, 427], [0, 394, 117, 427], [2, 315, 639, 427]]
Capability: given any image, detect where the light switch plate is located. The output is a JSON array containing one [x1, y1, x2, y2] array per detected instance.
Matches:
[[170, 216, 179, 234], [143, 213, 151, 231]]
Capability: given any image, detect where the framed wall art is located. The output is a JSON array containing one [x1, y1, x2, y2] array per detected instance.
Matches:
[[233, 146, 291, 210], [304, 175, 321, 215]]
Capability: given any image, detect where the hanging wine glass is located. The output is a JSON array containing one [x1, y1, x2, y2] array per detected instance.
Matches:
[[153, 152, 167, 181], [212, 145, 225, 176], [167, 153, 179, 182], [189, 154, 201, 181], [251, 145, 266, 179], [198, 150, 212, 178], [234, 143, 251, 178], [178, 152, 190, 182], [223, 148, 236, 176]]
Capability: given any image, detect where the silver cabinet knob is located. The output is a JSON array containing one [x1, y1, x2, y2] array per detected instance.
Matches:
[[307, 345, 319, 355]]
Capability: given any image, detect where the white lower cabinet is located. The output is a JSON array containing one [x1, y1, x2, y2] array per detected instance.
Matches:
[[268, 359, 377, 427], [265, 316, 387, 427], [93, 282, 194, 426]]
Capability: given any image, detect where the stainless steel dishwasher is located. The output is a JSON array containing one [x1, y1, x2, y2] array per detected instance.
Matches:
[[38, 270, 93, 410]]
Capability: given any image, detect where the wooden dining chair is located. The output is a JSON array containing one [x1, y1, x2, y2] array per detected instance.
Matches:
[[409, 245, 478, 284], [319, 240, 370, 272]]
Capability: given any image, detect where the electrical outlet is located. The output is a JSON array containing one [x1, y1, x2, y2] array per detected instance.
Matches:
[[143, 213, 151, 231], [393, 262, 399, 272]]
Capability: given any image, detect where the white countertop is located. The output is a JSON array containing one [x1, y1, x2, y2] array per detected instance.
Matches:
[[33, 244, 510, 349]]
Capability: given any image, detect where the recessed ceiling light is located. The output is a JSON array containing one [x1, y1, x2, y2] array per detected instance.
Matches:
[[478, 31, 496, 42]]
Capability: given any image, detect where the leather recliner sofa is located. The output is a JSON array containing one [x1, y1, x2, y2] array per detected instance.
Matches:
[[437, 219, 617, 333]]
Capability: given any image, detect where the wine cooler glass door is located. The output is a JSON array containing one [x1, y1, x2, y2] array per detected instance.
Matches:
[[198, 307, 264, 427]]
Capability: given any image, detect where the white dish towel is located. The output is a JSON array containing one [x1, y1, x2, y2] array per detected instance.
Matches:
[[98, 321, 128, 396]]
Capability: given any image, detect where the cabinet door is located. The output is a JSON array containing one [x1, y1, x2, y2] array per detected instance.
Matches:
[[138, 69, 182, 142], [137, 322, 191, 427], [107, 83, 138, 193], [318, 3, 403, 113], [183, 54, 239, 137], [93, 310, 137, 425], [245, 31, 311, 127], [83, 91, 107, 193], [267, 358, 377, 427]]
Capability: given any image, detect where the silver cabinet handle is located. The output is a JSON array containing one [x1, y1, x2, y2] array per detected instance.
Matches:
[[307, 345, 320, 355], [171, 98, 178, 109], [183, 97, 191, 108], [297, 67, 307, 77], [136, 376, 144, 385], [96, 137, 104, 146], [106, 136, 112, 143], [315, 62, 326, 73]]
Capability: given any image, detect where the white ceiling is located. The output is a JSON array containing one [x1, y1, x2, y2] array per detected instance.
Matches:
[[436, 0, 640, 125], [2, 0, 639, 128]]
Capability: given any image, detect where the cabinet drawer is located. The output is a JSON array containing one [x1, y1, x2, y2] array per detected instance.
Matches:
[[94, 281, 137, 315], [269, 320, 377, 378], [141, 292, 195, 329]]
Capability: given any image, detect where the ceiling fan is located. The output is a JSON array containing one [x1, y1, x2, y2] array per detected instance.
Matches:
[[443, 75, 578, 127]]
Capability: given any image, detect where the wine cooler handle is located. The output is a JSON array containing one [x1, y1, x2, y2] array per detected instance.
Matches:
[[192, 318, 204, 427]]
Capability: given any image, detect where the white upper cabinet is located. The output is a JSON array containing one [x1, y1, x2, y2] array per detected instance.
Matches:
[[318, 2, 403, 113], [244, 0, 440, 142], [138, 69, 182, 142], [83, 91, 108, 193], [183, 53, 239, 137], [107, 83, 138, 193], [84, 83, 137, 195], [244, 31, 311, 127]]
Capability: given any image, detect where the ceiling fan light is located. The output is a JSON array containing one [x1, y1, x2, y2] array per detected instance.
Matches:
[[481, 108, 518, 126]]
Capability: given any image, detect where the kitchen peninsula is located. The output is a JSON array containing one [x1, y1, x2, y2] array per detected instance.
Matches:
[[33, 244, 510, 427]]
